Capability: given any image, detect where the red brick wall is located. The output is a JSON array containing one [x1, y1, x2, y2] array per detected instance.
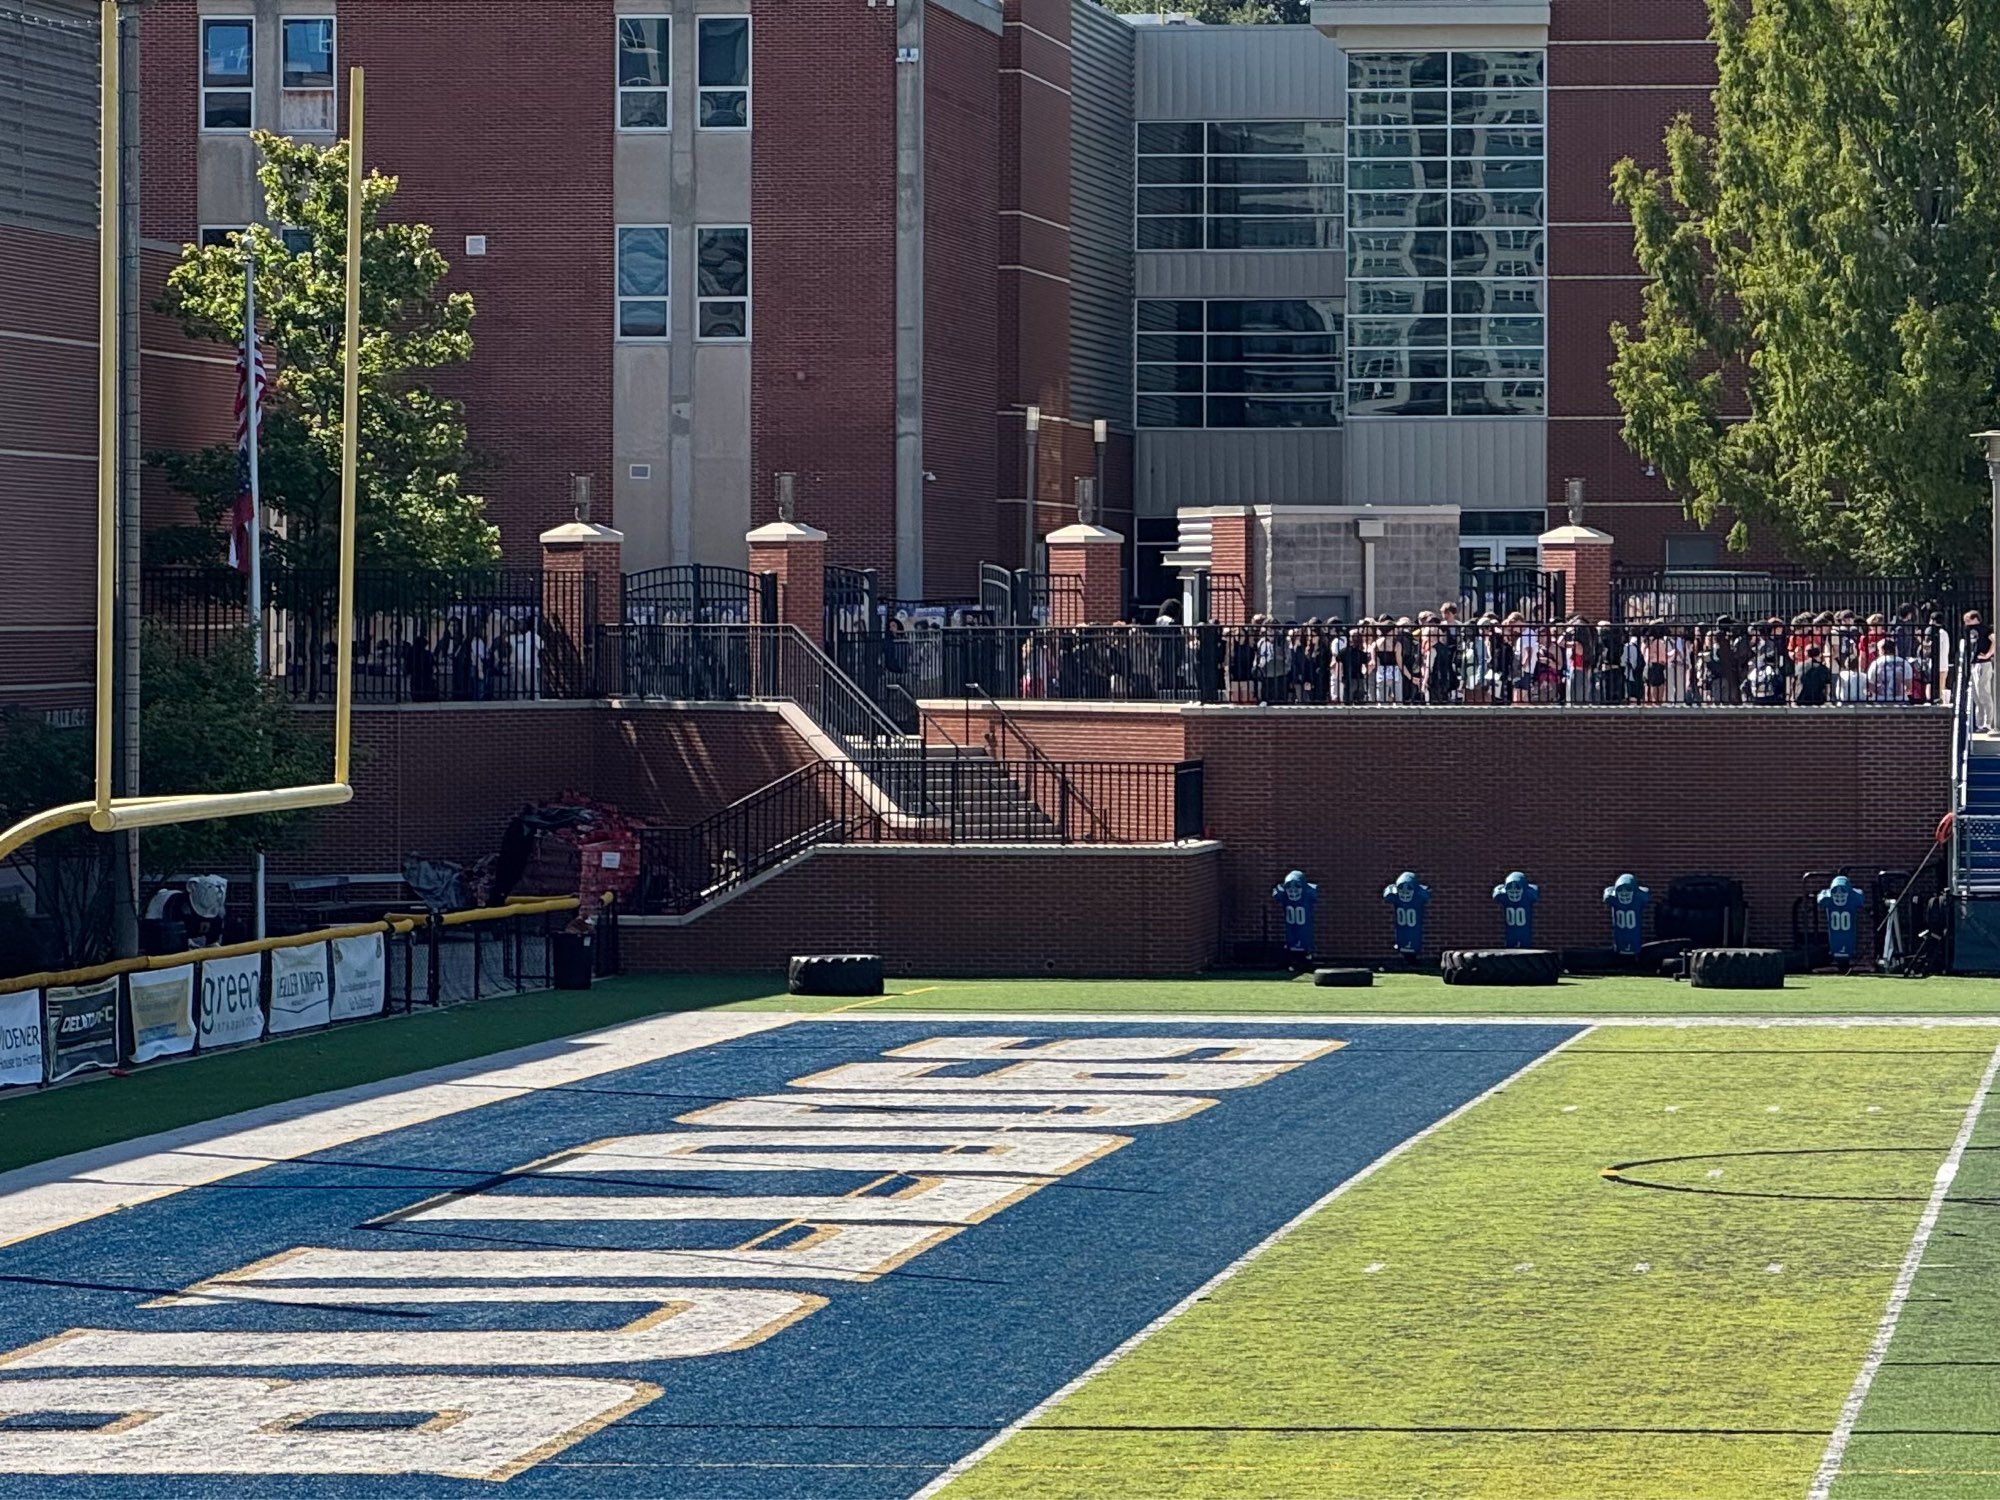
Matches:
[[624, 843, 1221, 974], [139, 2, 198, 244], [278, 704, 816, 873], [926, 702, 1951, 958], [752, 0, 900, 577], [922, 6, 1002, 597]]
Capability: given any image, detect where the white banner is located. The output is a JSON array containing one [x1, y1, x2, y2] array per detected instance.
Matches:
[[267, 942, 331, 1035], [197, 953, 265, 1050], [331, 933, 386, 1022], [0, 990, 42, 1089], [127, 965, 196, 1063]]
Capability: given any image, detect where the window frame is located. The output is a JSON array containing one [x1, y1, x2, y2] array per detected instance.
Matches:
[[694, 224, 752, 343], [199, 16, 256, 134], [278, 15, 337, 135], [197, 224, 247, 250], [1134, 118, 1345, 254], [1133, 298, 1344, 432], [695, 15, 752, 132], [615, 224, 673, 343], [616, 14, 672, 133]]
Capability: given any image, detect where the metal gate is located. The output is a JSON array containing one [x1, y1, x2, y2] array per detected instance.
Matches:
[[622, 565, 755, 624]]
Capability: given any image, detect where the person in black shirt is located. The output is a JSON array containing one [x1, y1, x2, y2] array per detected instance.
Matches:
[[1794, 644, 1832, 706]]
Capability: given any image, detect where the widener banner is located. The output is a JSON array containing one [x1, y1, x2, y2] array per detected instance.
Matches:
[[197, 952, 266, 1049], [267, 942, 331, 1035], [0, 990, 42, 1090], [44, 977, 119, 1082], [331, 932, 386, 1021], [128, 964, 196, 1063]]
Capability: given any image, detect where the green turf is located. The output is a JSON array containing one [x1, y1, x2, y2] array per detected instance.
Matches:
[[734, 970, 2000, 1017], [0, 973, 775, 1176], [940, 1026, 2000, 1500]]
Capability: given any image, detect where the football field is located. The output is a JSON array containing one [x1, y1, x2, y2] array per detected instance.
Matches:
[[0, 975, 1991, 1498]]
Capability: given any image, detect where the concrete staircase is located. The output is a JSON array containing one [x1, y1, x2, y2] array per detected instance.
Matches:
[[864, 744, 1061, 842]]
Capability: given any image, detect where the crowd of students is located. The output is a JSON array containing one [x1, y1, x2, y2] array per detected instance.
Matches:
[[1000, 604, 1990, 708]]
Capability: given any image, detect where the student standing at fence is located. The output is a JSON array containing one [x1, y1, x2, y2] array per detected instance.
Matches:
[[1795, 644, 1832, 706], [1835, 653, 1868, 703], [1867, 639, 1913, 702]]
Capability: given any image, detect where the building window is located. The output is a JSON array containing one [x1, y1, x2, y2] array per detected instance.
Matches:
[[617, 226, 671, 340], [696, 17, 750, 130], [1345, 49, 1545, 417], [1665, 534, 1721, 569], [618, 16, 671, 130], [696, 225, 750, 340], [200, 18, 254, 132], [1134, 299, 1342, 429], [279, 17, 336, 133], [198, 225, 244, 249], [1135, 120, 1344, 252]]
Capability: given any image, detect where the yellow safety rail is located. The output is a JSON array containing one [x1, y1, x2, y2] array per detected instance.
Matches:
[[0, 23, 368, 863]]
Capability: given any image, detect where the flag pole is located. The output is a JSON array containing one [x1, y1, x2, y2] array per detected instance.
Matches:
[[244, 244, 267, 939]]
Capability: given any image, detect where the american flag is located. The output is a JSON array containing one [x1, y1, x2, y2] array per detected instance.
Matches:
[[229, 328, 269, 574]]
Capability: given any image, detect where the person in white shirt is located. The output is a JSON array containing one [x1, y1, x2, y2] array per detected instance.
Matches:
[[1834, 655, 1868, 704], [1866, 639, 1913, 703]]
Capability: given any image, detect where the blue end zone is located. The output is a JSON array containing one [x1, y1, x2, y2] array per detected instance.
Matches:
[[0, 1020, 1577, 1497]]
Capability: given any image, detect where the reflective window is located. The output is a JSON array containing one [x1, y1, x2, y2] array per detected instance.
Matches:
[[617, 226, 670, 340], [697, 17, 750, 129], [1344, 50, 1545, 415], [201, 19, 253, 131], [281, 18, 334, 90], [696, 225, 751, 340], [618, 16, 671, 130], [1134, 300, 1343, 428], [1135, 120, 1344, 252]]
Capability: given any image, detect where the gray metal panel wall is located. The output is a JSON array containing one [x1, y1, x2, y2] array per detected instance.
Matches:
[[1343, 417, 1546, 508], [1071, 1, 1136, 431], [1136, 429, 1345, 513], [1136, 249, 1343, 301], [1134, 24, 1346, 121], [0, 0, 98, 234]]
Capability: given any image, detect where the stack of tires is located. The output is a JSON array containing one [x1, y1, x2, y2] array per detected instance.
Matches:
[[1439, 949, 1561, 986]]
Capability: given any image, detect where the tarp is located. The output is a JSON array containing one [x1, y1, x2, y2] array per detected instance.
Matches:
[[197, 952, 265, 1049], [127, 964, 196, 1063], [0, 990, 42, 1089], [267, 942, 331, 1035], [331, 932, 386, 1022], [44, 977, 119, 1082]]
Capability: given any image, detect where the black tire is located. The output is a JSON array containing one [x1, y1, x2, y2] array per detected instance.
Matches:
[[1439, 949, 1561, 986], [1640, 939, 1691, 965], [1562, 946, 1631, 976], [788, 954, 885, 998], [1686, 947, 1786, 991], [1313, 967, 1373, 988]]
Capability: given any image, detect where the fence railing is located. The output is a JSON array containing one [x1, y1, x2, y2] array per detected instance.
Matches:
[[632, 756, 1202, 914], [1462, 566, 1565, 621], [0, 898, 603, 1093], [623, 564, 757, 624], [1610, 568, 1989, 626], [145, 565, 597, 703]]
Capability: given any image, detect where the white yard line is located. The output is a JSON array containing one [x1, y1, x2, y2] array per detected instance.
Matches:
[[1807, 1036, 2000, 1500], [907, 1024, 1597, 1500], [819, 1011, 2000, 1029], [0, 1011, 793, 1251]]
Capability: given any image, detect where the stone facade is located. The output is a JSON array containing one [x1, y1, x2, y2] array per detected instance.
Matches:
[[1242, 506, 1461, 622]]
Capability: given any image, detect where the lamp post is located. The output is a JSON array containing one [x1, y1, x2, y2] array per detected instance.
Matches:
[[1023, 403, 1042, 571], [1980, 433, 2000, 647], [1565, 476, 1585, 530]]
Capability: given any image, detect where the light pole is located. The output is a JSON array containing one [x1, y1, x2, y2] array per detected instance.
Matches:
[[1981, 434, 2000, 631], [1023, 404, 1041, 572]]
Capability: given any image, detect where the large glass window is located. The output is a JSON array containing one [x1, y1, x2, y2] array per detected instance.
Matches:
[[1345, 50, 1545, 416], [1135, 299, 1343, 429], [200, 19, 253, 132], [695, 225, 751, 341], [279, 18, 336, 133], [697, 17, 751, 130], [617, 226, 670, 341], [618, 16, 671, 130], [1136, 121, 1344, 252]]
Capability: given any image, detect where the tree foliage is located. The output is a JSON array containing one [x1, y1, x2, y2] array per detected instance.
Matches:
[[151, 132, 499, 572], [1610, 0, 2000, 572]]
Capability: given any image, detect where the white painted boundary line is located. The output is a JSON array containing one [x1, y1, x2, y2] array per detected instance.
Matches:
[[1807, 1036, 2000, 1500], [824, 1011, 2000, 1030], [907, 1024, 1598, 1499], [0, 1010, 793, 1251]]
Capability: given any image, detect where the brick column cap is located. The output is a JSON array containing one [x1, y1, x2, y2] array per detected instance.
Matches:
[[1046, 522, 1124, 545], [540, 520, 625, 546], [746, 519, 829, 545], [1539, 524, 1613, 546]]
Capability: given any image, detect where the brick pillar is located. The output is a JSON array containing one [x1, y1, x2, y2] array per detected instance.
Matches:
[[746, 519, 828, 632], [1046, 522, 1125, 626], [1538, 523, 1615, 622], [540, 520, 623, 696], [1207, 508, 1251, 625]]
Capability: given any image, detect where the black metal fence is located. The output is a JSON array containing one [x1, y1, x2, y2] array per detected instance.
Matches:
[[632, 755, 1204, 914], [145, 566, 597, 702], [623, 565, 756, 624], [1611, 568, 1989, 626], [1463, 566, 1565, 620]]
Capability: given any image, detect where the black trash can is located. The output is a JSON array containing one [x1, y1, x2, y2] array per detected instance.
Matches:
[[552, 929, 595, 991]]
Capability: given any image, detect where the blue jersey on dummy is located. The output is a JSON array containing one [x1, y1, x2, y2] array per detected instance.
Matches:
[[1493, 882, 1540, 948], [1603, 883, 1651, 956], [1383, 883, 1431, 955], [1818, 884, 1866, 960], [1273, 883, 1320, 953]]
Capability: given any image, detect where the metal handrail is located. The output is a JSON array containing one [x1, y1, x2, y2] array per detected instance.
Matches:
[[964, 681, 1109, 843], [773, 623, 909, 751]]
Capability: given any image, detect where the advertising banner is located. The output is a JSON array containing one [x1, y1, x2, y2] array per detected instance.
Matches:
[[0, 990, 42, 1090], [44, 977, 119, 1082], [267, 942, 331, 1035], [127, 964, 196, 1063], [331, 932, 386, 1022], [197, 952, 265, 1050]]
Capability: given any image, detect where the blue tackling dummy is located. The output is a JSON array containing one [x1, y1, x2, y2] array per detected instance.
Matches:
[[1491, 872, 1539, 948]]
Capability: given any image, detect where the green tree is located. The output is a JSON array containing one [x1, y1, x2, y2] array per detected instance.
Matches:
[[151, 131, 499, 572], [1098, 0, 1307, 25], [1609, 0, 2000, 572], [0, 628, 330, 968]]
